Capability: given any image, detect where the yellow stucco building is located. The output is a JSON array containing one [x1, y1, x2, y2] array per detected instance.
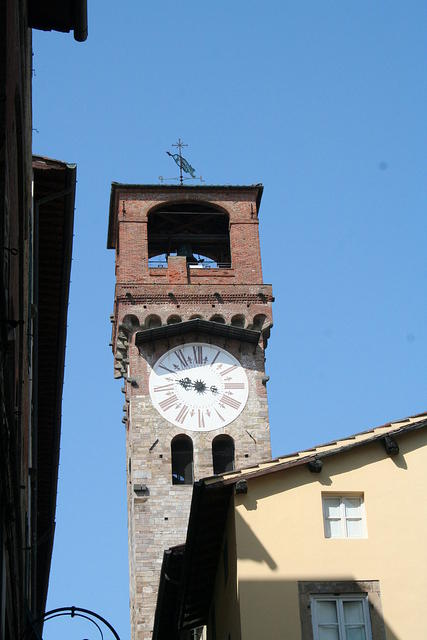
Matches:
[[153, 412, 427, 640]]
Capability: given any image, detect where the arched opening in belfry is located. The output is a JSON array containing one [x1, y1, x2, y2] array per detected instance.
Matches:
[[148, 202, 231, 268], [122, 314, 140, 331], [231, 314, 245, 328], [212, 435, 235, 475], [171, 435, 194, 485], [145, 314, 161, 329], [252, 313, 267, 330]]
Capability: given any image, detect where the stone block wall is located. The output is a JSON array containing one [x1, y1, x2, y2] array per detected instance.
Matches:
[[125, 330, 271, 639]]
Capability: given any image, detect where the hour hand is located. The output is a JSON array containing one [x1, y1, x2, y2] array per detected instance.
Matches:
[[178, 376, 193, 390]]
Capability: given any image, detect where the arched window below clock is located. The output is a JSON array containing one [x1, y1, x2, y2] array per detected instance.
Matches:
[[212, 435, 235, 475], [171, 435, 194, 485]]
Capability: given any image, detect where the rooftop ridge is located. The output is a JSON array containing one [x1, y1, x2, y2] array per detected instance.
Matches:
[[204, 411, 427, 484]]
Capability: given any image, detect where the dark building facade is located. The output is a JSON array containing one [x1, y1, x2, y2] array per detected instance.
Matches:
[[0, 2, 86, 638]]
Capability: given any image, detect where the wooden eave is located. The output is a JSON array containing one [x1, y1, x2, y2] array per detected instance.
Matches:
[[152, 481, 232, 640], [28, 0, 88, 41], [135, 319, 261, 347], [32, 155, 76, 615], [152, 545, 186, 640], [206, 413, 427, 487]]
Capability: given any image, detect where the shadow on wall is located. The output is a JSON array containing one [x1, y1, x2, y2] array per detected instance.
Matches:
[[138, 337, 268, 374], [232, 513, 401, 639], [235, 510, 277, 570], [236, 579, 398, 640]]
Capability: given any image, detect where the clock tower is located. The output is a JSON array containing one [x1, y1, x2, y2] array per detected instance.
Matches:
[[108, 184, 273, 640]]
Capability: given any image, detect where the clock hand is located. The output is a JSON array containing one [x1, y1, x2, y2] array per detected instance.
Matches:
[[178, 377, 192, 390], [177, 378, 217, 395]]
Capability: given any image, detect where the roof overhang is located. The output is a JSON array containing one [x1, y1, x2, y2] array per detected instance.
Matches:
[[28, 0, 88, 41], [107, 183, 264, 249], [205, 414, 427, 488], [152, 545, 186, 640], [152, 482, 233, 640], [135, 319, 261, 347], [32, 155, 76, 615]]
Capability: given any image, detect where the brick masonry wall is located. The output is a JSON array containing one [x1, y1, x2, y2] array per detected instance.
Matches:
[[114, 286, 273, 335], [113, 187, 264, 285], [110, 186, 274, 640]]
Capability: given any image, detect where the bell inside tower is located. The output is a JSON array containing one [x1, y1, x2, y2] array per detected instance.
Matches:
[[147, 202, 231, 268]]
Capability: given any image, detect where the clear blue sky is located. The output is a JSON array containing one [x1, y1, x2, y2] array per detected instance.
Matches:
[[33, 2, 427, 638]]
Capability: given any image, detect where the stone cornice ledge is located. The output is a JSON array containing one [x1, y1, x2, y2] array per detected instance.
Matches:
[[135, 319, 261, 347]]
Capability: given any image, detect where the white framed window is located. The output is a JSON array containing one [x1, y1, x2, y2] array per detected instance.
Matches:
[[322, 494, 366, 539], [311, 595, 372, 640]]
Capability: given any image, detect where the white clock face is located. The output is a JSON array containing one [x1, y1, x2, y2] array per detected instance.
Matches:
[[149, 342, 248, 431]]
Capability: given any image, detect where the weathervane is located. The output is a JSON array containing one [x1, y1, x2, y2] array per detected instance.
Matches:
[[159, 138, 204, 185]]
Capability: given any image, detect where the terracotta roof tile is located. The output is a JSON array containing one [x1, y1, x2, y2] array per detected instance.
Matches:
[[205, 411, 427, 486]]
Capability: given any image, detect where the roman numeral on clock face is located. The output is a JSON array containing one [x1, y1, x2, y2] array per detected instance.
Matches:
[[192, 345, 203, 365], [198, 409, 205, 429], [174, 349, 189, 369], [153, 383, 176, 393], [159, 364, 175, 374], [224, 382, 245, 390], [220, 394, 241, 410], [159, 394, 178, 411], [210, 350, 221, 366], [176, 405, 190, 424], [214, 408, 225, 422], [219, 365, 238, 377]]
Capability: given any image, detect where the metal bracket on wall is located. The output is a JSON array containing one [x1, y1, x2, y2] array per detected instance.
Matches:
[[382, 435, 399, 456], [235, 479, 248, 495]]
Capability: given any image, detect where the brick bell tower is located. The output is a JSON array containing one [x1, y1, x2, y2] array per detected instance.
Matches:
[[107, 183, 273, 639]]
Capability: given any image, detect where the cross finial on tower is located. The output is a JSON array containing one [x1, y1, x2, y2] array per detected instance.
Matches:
[[171, 138, 190, 185], [160, 138, 203, 185]]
